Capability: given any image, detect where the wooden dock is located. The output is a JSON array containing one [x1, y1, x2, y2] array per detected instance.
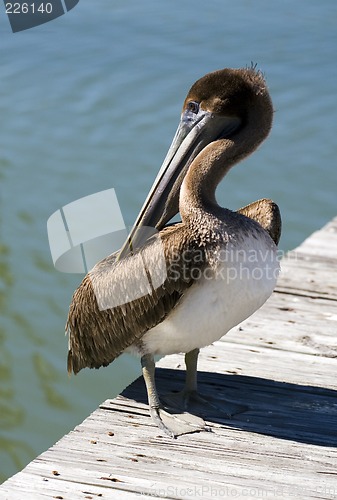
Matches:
[[1, 217, 337, 499]]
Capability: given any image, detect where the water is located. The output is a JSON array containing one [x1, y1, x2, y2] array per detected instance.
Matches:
[[0, 0, 336, 482]]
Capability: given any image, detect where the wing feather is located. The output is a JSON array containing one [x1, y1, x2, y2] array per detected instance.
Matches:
[[238, 198, 281, 245], [66, 225, 205, 374]]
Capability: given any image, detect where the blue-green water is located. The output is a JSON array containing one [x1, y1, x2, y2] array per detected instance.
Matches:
[[0, 0, 336, 482]]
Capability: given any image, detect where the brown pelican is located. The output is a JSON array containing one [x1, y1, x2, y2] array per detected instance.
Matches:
[[66, 67, 281, 437]]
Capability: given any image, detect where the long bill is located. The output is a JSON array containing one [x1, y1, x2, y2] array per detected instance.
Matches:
[[118, 107, 241, 259]]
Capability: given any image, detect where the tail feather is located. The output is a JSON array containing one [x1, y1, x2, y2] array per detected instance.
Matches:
[[67, 349, 74, 375]]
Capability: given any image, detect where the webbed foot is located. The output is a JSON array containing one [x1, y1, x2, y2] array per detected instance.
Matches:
[[150, 404, 210, 438]]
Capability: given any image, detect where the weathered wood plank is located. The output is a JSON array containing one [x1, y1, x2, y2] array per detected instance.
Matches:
[[224, 292, 337, 358], [293, 216, 337, 260], [275, 216, 337, 300], [2, 390, 337, 500], [276, 252, 337, 300], [1, 216, 337, 500]]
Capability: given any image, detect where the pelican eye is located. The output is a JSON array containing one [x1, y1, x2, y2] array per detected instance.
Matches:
[[186, 101, 199, 114]]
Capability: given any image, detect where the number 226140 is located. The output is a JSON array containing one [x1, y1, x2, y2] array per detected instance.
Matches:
[[6, 3, 53, 14]]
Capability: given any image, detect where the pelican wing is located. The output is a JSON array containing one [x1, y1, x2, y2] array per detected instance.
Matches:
[[238, 198, 281, 245], [66, 224, 205, 374]]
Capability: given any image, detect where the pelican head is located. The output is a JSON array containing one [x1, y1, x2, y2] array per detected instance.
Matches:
[[120, 67, 273, 256]]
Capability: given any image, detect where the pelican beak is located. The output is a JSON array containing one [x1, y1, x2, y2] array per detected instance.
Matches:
[[119, 107, 241, 258]]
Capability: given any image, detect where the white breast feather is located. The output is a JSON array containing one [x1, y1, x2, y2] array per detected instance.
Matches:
[[137, 235, 279, 356]]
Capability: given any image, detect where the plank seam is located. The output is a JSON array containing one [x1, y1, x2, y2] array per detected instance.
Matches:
[[274, 289, 337, 302]]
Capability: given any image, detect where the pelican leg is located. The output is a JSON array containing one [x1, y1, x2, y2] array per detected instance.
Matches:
[[162, 348, 206, 409], [159, 349, 201, 411], [141, 353, 206, 438], [141, 354, 169, 434], [164, 348, 248, 419], [184, 348, 200, 399]]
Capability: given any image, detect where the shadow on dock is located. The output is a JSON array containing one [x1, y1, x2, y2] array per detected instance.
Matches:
[[109, 367, 337, 448]]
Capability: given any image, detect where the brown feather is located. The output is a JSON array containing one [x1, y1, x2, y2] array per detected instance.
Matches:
[[66, 225, 206, 374], [237, 198, 281, 246]]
